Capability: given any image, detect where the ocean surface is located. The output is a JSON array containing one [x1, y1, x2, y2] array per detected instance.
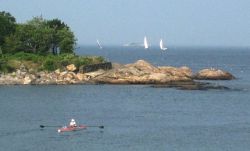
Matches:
[[0, 46, 250, 151]]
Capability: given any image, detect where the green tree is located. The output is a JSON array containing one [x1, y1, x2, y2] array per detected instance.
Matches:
[[46, 19, 75, 54], [27, 15, 45, 27], [0, 46, 2, 56], [3, 16, 75, 55], [4, 23, 53, 54], [0, 11, 16, 46], [2, 32, 22, 54], [57, 27, 75, 54], [46, 18, 68, 30]]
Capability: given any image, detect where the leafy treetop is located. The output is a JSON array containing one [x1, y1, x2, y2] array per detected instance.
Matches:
[[0, 12, 76, 55], [0, 11, 16, 46]]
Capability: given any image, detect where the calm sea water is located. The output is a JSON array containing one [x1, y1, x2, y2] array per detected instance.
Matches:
[[0, 46, 250, 151]]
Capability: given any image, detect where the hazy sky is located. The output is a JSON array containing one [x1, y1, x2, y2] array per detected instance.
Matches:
[[1, 0, 250, 46]]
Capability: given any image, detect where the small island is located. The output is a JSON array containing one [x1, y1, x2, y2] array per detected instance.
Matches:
[[0, 11, 105, 83], [0, 12, 235, 89], [0, 57, 235, 90]]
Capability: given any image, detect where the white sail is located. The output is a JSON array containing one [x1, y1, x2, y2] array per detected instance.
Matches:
[[96, 39, 103, 49], [160, 39, 167, 50], [144, 36, 149, 49]]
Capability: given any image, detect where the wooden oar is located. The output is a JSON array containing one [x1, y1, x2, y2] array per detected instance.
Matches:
[[40, 125, 104, 129], [40, 125, 61, 128], [86, 125, 104, 129]]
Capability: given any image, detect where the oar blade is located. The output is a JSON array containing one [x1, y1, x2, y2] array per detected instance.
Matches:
[[99, 126, 104, 129], [40, 125, 45, 128]]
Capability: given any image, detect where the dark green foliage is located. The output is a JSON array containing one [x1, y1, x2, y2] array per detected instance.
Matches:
[[46, 18, 68, 30], [0, 63, 15, 73], [43, 58, 58, 71], [0, 57, 16, 73], [3, 24, 53, 54], [0, 11, 16, 46], [2, 14, 75, 55], [46, 19, 72, 55], [0, 52, 106, 73], [8, 51, 41, 62], [0, 11, 106, 73]]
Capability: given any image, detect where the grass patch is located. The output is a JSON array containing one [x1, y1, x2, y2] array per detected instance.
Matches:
[[0, 52, 106, 73]]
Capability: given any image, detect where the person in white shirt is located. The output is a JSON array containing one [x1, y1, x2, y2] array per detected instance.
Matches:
[[69, 119, 77, 127]]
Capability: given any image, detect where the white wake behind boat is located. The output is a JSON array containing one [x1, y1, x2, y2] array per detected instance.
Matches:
[[160, 39, 167, 50]]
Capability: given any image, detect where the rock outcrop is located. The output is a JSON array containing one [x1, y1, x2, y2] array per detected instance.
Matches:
[[194, 68, 235, 80], [66, 64, 77, 72], [0, 60, 235, 85], [91, 60, 193, 84]]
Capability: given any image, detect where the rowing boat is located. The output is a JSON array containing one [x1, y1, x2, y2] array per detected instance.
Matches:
[[57, 125, 87, 133]]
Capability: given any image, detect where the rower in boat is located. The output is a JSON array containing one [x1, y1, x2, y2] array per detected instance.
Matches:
[[69, 119, 77, 127], [58, 119, 87, 133]]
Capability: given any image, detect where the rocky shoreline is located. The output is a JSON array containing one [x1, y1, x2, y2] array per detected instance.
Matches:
[[0, 60, 235, 89]]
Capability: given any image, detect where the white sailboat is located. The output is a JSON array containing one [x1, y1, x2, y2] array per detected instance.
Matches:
[[144, 36, 149, 49], [160, 39, 167, 50], [96, 39, 103, 49]]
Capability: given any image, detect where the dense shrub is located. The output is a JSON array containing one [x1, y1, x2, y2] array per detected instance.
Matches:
[[42, 58, 58, 71], [0, 58, 15, 73], [0, 52, 106, 73]]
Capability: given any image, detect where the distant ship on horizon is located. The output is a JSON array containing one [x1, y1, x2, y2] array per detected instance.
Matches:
[[123, 37, 169, 50], [123, 42, 144, 47], [123, 37, 149, 48]]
